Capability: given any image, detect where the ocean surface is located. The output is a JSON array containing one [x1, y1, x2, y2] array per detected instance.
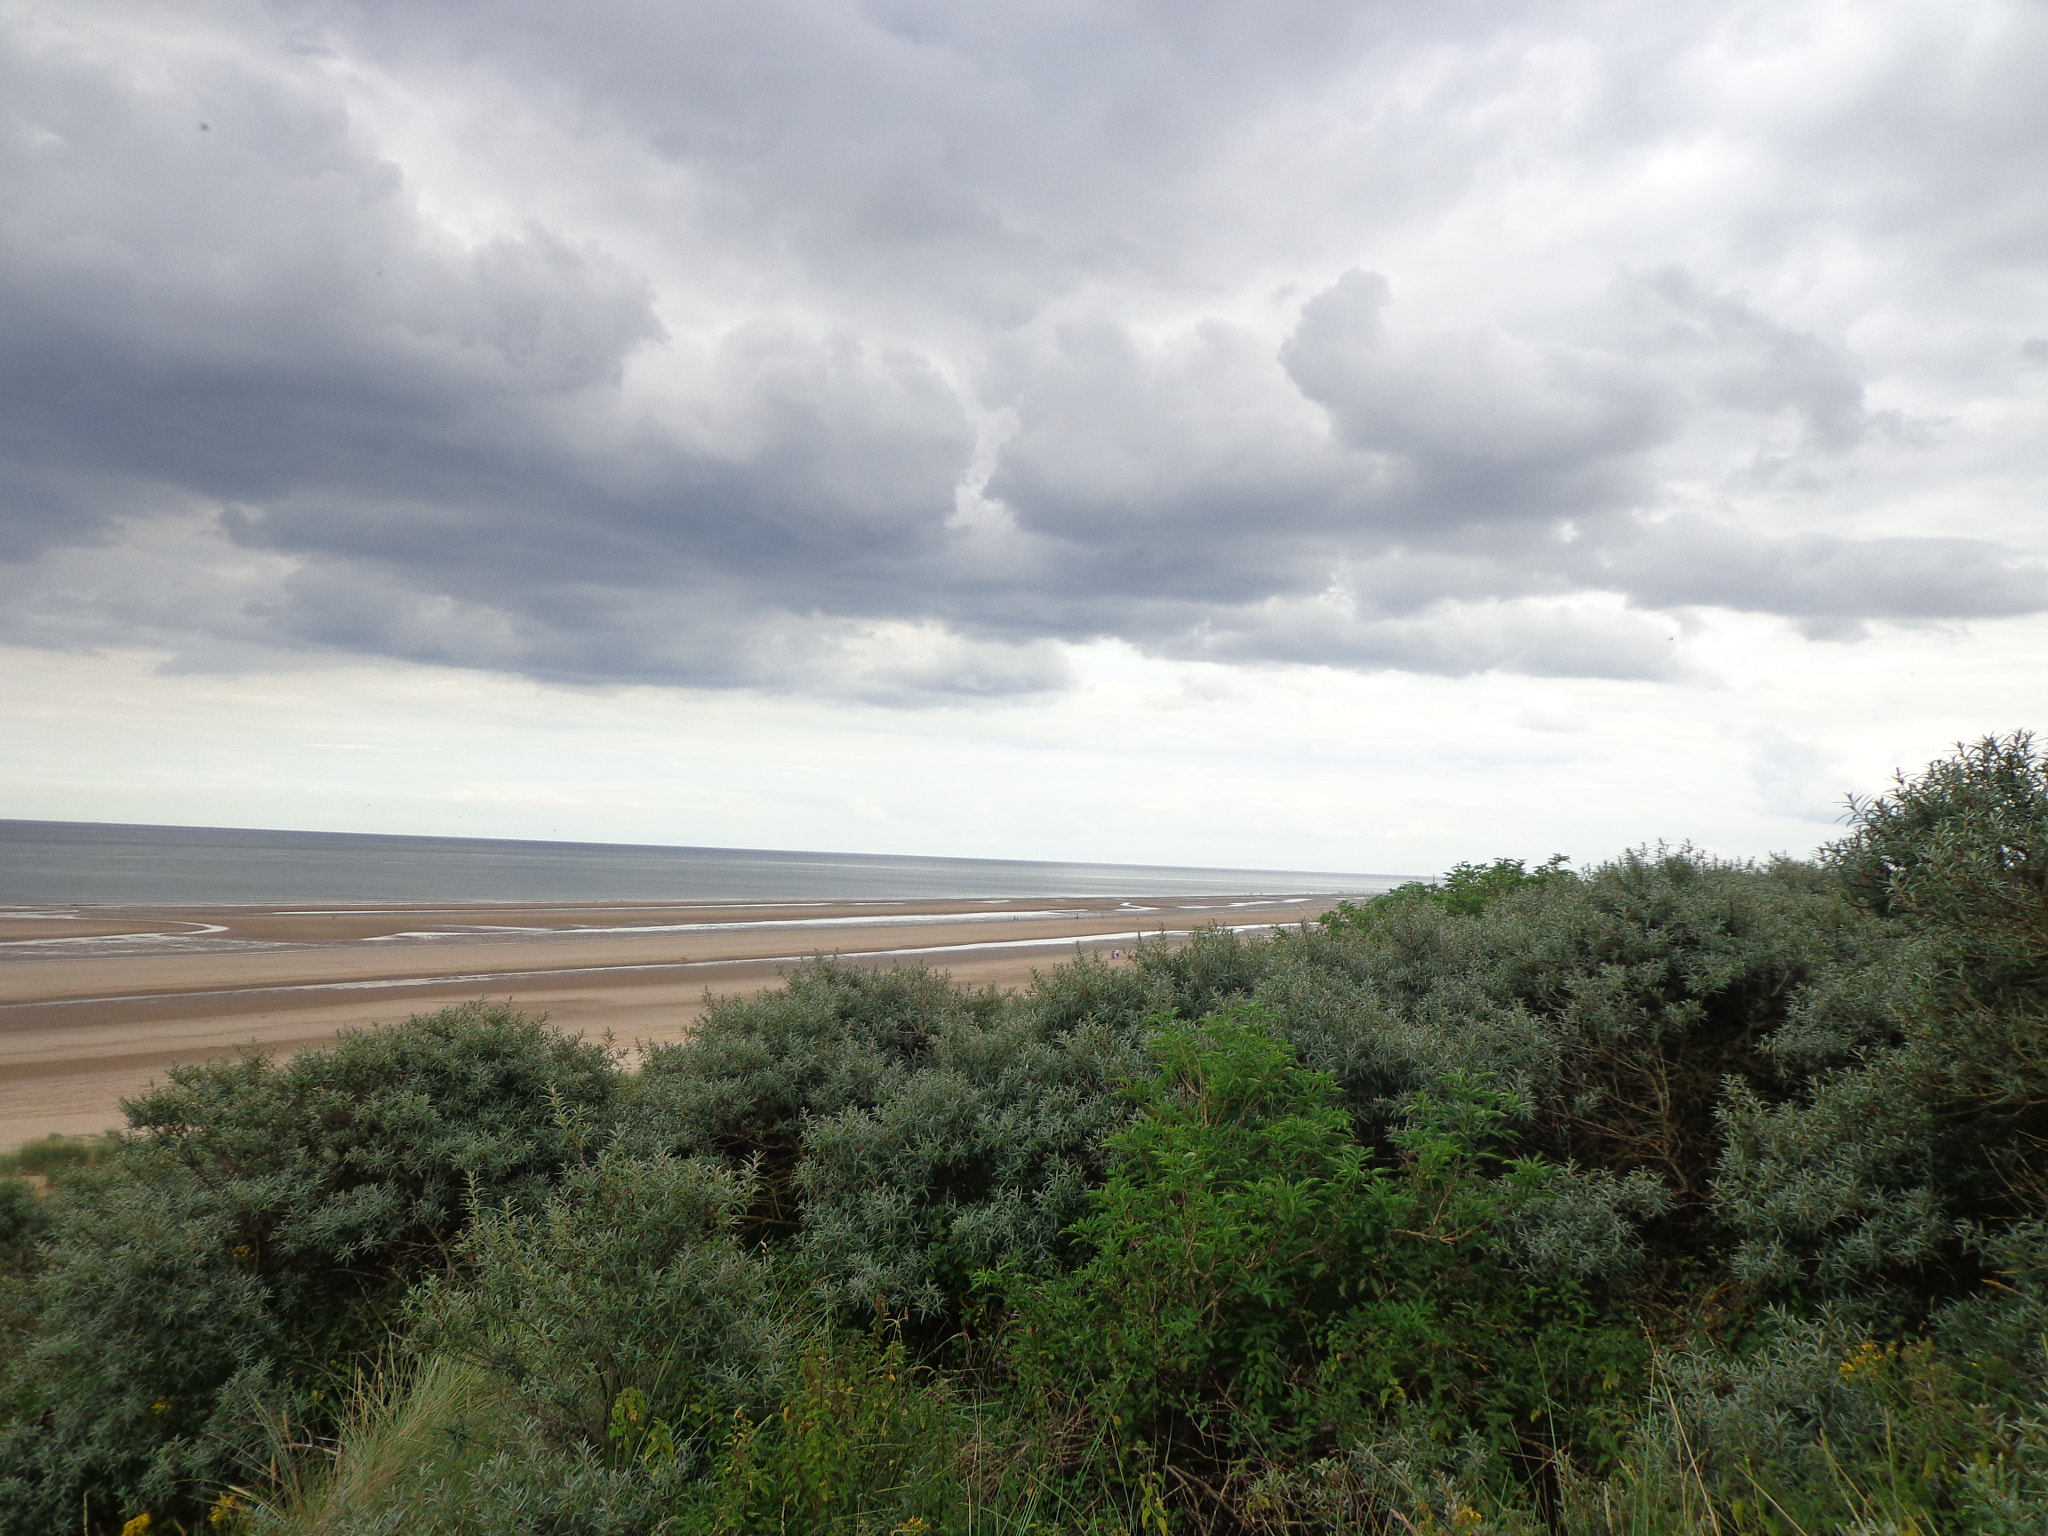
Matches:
[[0, 820, 1411, 905]]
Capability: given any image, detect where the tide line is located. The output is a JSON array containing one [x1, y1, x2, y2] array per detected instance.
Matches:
[[0, 923, 1300, 1012]]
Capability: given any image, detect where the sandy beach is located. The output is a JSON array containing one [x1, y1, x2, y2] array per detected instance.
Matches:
[[0, 892, 1342, 1145]]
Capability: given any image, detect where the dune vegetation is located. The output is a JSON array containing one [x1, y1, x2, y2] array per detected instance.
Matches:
[[6, 734, 2048, 1534]]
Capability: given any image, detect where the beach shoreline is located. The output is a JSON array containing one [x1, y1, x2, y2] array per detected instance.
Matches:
[[0, 891, 1350, 1145]]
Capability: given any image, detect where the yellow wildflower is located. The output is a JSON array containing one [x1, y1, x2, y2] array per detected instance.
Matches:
[[1839, 1340, 1888, 1379], [120, 1516, 151, 1536]]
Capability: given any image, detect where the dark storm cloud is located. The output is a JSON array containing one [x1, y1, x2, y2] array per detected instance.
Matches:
[[2, 0, 2044, 696], [0, 23, 661, 540]]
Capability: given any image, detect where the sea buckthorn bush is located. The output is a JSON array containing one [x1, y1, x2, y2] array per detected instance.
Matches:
[[0, 1003, 617, 1534], [626, 958, 1152, 1323]]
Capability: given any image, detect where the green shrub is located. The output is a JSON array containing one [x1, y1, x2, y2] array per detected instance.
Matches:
[[1320, 854, 1578, 929], [126, 1002, 618, 1319], [1127, 922, 1274, 1020], [1832, 731, 2048, 1002], [412, 1151, 798, 1463], [1717, 735, 2048, 1304], [0, 1004, 619, 1534], [0, 1158, 278, 1533], [0, 1180, 46, 1275], [628, 962, 1005, 1166], [1623, 1300, 2048, 1535], [788, 1009, 1147, 1322], [1011, 948, 1177, 1037], [1252, 848, 1902, 1289], [708, 1327, 966, 1534], [362, 1160, 976, 1534], [631, 960, 1150, 1324], [991, 1008, 1649, 1522]]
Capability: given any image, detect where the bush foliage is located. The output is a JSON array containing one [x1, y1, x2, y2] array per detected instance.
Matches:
[[8, 734, 2048, 1533]]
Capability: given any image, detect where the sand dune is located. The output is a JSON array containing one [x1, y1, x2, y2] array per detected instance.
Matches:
[[0, 893, 1343, 1144]]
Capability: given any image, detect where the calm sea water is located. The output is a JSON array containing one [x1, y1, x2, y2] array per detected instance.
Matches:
[[0, 820, 1409, 905]]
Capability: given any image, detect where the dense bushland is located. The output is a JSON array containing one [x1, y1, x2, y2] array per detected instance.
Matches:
[[7, 734, 2048, 1533]]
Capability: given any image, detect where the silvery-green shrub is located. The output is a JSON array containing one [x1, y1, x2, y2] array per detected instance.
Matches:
[[1717, 735, 2048, 1301], [0, 1003, 618, 1533]]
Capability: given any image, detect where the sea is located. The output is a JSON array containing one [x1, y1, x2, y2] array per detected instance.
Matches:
[[0, 820, 1411, 906]]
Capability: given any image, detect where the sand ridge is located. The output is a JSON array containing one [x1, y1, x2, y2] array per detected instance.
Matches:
[[0, 892, 1349, 1145]]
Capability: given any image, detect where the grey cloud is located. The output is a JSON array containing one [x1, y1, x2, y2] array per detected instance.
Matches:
[[263, 556, 1071, 701], [0, 25, 662, 546], [1280, 269, 1670, 521], [1594, 517, 2048, 628], [970, 264, 2016, 666], [229, 322, 973, 588], [3, 0, 2046, 698], [980, 319, 1368, 604], [1616, 271, 1880, 453], [291, 0, 1420, 293]]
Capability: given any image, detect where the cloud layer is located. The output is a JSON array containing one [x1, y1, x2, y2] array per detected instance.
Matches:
[[2, 0, 2045, 698]]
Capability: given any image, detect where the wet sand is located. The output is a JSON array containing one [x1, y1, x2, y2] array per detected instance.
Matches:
[[0, 893, 1344, 1145]]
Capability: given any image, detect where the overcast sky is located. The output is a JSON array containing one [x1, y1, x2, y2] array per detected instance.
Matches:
[[3, 0, 2044, 875]]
